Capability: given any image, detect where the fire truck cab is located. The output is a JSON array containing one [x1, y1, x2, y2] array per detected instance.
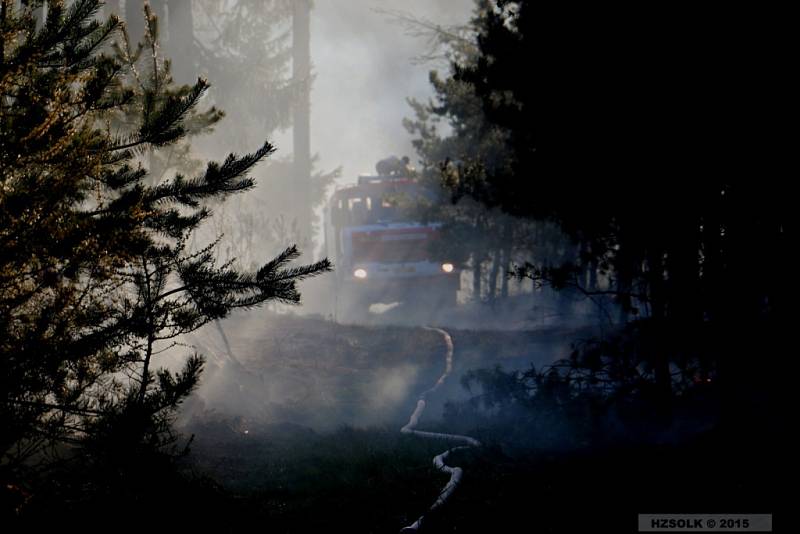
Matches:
[[325, 172, 459, 318]]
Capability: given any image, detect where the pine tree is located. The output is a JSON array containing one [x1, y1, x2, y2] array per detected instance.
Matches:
[[402, 1, 531, 303], [409, 0, 788, 415], [0, 0, 330, 488]]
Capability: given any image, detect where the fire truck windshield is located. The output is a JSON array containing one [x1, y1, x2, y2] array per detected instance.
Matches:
[[351, 231, 432, 263], [332, 182, 432, 227]]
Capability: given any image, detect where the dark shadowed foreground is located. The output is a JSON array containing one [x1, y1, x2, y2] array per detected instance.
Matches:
[[4, 311, 776, 532]]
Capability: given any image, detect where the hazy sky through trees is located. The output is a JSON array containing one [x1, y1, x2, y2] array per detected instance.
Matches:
[[297, 0, 473, 185]]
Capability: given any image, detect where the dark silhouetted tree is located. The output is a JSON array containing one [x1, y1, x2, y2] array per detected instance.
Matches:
[[409, 0, 788, 416]]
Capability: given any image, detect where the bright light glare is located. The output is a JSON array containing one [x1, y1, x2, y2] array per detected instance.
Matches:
[[353, 268, 368, 279], [441, 263, 455, 273]]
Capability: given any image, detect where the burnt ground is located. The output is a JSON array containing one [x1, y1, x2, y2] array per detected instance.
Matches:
[[178, 310, 588, 432], [163, 312, 776, 533]]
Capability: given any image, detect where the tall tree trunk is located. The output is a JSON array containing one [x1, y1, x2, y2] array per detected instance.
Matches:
[[166, 0, 194, 85], [500, 246, 511, 299], [215, 320, 245, 371], [646, 246, 672, 421], [665, 217, 702, 325], [125, 0, 145, 46], [472, 252, 482, 302], [499, 219, 513, 299], [292, 0, 312, 247], [588, 256, 598, 291], [614, 239, 632, 324], [487, 248, 501, 301], [0, 1, 7, 63]]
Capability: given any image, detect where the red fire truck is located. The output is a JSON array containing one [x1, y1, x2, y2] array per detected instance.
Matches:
[[324, 170, 460, 318]]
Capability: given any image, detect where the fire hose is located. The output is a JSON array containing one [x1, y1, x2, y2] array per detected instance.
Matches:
[[400, 327, 481, 532]]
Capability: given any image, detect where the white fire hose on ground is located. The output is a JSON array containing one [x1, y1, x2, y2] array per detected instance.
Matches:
[[400, 327, 481, 532]]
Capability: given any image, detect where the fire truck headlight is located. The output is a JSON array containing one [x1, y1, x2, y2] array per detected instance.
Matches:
[[441, 262, 455, 273], [353, 268, 368, 279]]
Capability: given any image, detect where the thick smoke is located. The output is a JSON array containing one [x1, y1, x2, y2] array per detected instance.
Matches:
[[177, 309, 579, 433], [307, 0, 474, 184], [158, 0, 601, 436]]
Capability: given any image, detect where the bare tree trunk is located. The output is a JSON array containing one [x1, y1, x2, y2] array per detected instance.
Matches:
[[646, 247, 672, 421], [500, 248, 511, 298], [614, 240, 632, 324], [137, 256, 154, 404], [292, 0, 312, 248], [588, 256, 598, 291], [500, 220, 513, 299], [125, 0, 145, 46], [666, 219, 702, 323], [0, 1, 7, 63], [472, 253, 482, 302], [166, 0, 194, 85], [215, 320, 245, 371], [487, 248, 501, 301]]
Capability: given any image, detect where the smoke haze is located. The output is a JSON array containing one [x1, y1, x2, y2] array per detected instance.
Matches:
[[306, 0, 473, 188]]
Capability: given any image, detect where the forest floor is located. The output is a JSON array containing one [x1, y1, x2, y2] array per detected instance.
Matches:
[[168, 312, 776, 533], [179, 310, 585, 432]]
